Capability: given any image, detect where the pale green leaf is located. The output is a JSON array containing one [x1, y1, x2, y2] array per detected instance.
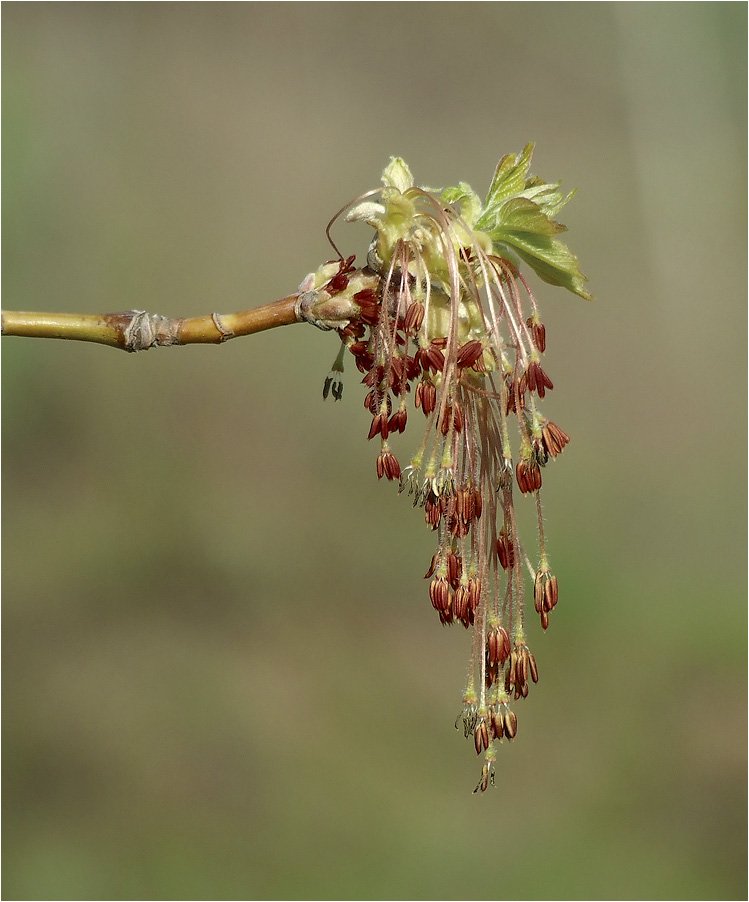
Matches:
[[485, 143, 535, 208], [491, 229, 591, 300], [493, 197, 567, 237]]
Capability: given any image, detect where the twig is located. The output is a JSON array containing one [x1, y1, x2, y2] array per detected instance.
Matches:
[[0, 296, 300, 352], [1, 290, 359, 352]]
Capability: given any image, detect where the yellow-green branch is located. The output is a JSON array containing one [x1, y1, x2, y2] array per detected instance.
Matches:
[[1, 290, 360, 352], [1, 297, 301, 352]]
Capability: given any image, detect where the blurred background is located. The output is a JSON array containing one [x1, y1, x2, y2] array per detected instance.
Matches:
[[2, 4, 746, 900]]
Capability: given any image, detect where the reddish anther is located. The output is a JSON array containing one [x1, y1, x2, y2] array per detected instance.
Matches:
[[388, 407, 407, 434], [496, 531, 515, 570], [453, 585, 470, 627], [415, 380, 436, 416], [516, 457, 542, 493], [327, 272, 349, 293], [354, 288, 381, 326], [376, 449, 401, 480], [524, 361, 554, 398], [368, 412, 389, 441], [403, 301, 425, 334], [527, 316, 547, 353], [456, 340, 484, 370], [467, 577, 481, 613], [541, 421, 570, 458], [416, 340, 446, 374], [429, 576, 450, 612], [452, 403, 464, 434], [424, 552, 440, 580]]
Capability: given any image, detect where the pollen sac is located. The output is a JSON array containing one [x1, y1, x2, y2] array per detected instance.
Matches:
[[424, 551, 440, 580], [496, 531, 515, 570], [486, 625, 511, 667], [533, 574, 545, 614], [456, 702, 479, 740], [353, 287, 381, 325], [534, 569, 559, 628], [446, 551, 462, 589], [541, 420, 570, 459], [473, 718, 490, 755], [467, 578, 481, 615], [403, 301, 425, 334], [516, 457, 542, 493], [388, 406, 408, 434], [328, 272, 349, 293], [376, 448, 401, 480], [456, 339, 484, 370], [350, 341, 374, 373], [324, 254, 356, 295], [504, 709, 518, 740], [453, 584, 470, 627], [428, 576, 450, 613], [473, 759, 495, 794], [368, 412, 389, 441], [472, 488, 482, 520], [424, 496, 441, 530], [506, 644, 539, 699], [416, 340, 446, 375], [545, 575, 559, 610], [322, 373, 344, 401], [438, 600, 454, 626], [504, 373, 526, 415], [523, 360, 554, 398], [527, 315, 546, 353], [414, 379, 436, 416]]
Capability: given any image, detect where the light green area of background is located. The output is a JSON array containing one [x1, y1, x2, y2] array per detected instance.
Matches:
[[3, 4, 746, 899]]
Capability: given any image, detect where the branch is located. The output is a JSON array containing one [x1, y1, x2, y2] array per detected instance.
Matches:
[[1, 291, 359, 352]]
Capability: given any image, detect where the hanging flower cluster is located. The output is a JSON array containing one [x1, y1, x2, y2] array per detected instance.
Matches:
[[298, 147, 589, 792]]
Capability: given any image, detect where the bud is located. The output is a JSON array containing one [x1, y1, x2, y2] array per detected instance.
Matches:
[[381, 155, 414, 193]]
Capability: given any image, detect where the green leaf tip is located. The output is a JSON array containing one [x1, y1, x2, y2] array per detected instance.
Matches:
[[475, 144, 591, 300]]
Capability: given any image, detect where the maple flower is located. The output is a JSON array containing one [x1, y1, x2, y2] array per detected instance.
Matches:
[[299, 147, 589, 791]]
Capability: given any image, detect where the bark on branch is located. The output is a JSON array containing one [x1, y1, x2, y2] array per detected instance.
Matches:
[[1, 290, 359, 352]]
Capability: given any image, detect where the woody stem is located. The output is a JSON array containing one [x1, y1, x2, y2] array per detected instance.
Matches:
[[0, 296, 302, 352]]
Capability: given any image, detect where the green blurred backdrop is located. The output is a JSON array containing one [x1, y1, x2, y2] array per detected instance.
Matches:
[[3, 4, 746, 900]]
